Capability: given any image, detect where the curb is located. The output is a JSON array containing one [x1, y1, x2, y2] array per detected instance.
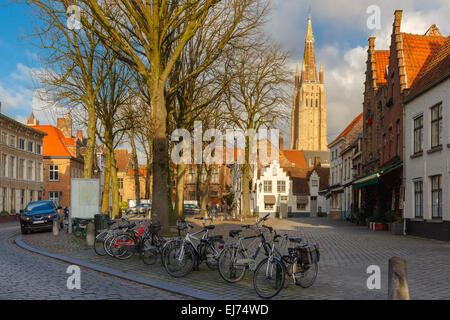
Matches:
[[15, 235, 223, 300]]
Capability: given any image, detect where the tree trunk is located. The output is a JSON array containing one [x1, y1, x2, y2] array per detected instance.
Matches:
[[149, 78, 169, 227], [101, 150, 111, 214], [241, 163, 251, 219], [84, 98, 96, 178], [110, 148, 120, 219], [175, 163, 186, 220], [129, 129, 141, 204]]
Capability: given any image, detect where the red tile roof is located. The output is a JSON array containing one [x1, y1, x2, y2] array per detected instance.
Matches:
[[29, 125, 75, 157], [401, 33, 446, 88], [407, 36, 450, 99], [282, 150, 308, 168], [338, 113, 363, 139], [375, 50, 390, 86]]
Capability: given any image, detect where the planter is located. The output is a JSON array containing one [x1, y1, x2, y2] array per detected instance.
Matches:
[[374, 223, 386, 231], [393, 223, 404, 235], [0, 215, 19, 223]]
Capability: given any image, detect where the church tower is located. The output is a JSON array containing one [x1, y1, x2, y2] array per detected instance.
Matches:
[[290, 15, 328, 151]]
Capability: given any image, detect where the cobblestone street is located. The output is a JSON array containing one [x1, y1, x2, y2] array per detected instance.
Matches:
[[0, 222, 189, 300], [15, 217, 450, 300]]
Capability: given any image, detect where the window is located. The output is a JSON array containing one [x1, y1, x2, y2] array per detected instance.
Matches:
[[36, 144, 42, 155], [431, 175, 442, 219], [431, 103, 442, 148], [277, 181, 286, 193], [19, 159, 25, 180], [49, 165, 59, 181], [1, 154, 6, 177], [49, 192, 60, 207], [265, 203, 274, 210], [36, 163, 42, 182], [118, 178, 124, 189], [264, 181, 272, 193], [396, 120, 400, 156], [211, 168, 219, 184], [9, 135, 16, 148], [28, 141, 34, 153], [19, 138, 25, 150], [188, 191, 196, 201], [297, 203, 306, 210], [312, 180, 318, 187], [389, 127, 393, 159], [188, 168, 196, 183], [413, 116, 423, 154], [8, 156, 15, 179], [414, 181, 423, 218], [1, 132, 7, 144], [28, 161, 34, 181]]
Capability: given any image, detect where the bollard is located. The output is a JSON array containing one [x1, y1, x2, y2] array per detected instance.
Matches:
[[388, 257, 410, 300], [53, 219, 59, 236], [86, 221, 95, 247]]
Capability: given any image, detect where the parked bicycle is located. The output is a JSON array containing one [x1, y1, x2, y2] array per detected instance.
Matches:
[[252, 225, 320, 299], [94, 216, 130, 256], [217, 213, 273, 283], [163, 217, 224, 278]]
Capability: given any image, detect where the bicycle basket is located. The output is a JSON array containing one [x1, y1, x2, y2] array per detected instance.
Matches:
[[298, 244, 319, 265]]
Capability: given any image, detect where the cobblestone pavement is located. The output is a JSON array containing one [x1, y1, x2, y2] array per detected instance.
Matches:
[[0, 222, 189, 300], [19, 218, 450, 300]]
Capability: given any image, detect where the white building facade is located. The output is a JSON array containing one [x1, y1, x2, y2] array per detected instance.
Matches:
[[404, 76, 450, 241]]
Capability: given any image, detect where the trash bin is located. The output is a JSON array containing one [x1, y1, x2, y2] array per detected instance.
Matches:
[[94, 214, 110, 233]]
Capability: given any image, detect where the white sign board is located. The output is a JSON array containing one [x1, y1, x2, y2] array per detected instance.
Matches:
[[70, 179, 100, 219]]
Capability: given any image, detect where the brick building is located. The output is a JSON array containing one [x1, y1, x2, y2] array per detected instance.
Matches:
[[0, 109, 46, 213], [356, 10, 447, 221], [27, 114, 85, 208]]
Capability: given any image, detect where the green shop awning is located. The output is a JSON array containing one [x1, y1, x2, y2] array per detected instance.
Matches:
[[352, 162, 402, 189]]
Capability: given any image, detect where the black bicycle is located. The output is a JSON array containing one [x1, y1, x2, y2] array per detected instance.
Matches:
[[218, 213, 273, 283]]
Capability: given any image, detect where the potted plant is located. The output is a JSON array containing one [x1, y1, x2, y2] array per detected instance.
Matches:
[[393, 217, 404, 235]]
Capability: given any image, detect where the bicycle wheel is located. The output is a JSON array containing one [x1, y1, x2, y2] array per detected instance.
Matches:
[[110, 234, 135, 260], [103, 233, 116, 257], [94, 232, 108, 256], [253, 257, 286, 299], [141, 238, 158, 265], [294, 262, 318, 288], [163, 243, 195, 278], [218, 246, 247, 283], [204, 242, 221, 271]]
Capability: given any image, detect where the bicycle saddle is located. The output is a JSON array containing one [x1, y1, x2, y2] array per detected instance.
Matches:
[[208, 235, 223, 242], [107, 221, 116, 226], [289, 238, 303, 243], [205, 225, 215, 230], [229, 230, 243, 238]]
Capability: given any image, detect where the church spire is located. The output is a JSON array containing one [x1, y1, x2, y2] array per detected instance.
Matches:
[[301, 15, 318, 83]]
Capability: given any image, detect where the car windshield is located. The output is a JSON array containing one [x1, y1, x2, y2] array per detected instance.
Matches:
[[25, 202, 55, 212]]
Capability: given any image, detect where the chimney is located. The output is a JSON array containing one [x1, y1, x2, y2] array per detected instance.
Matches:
[[77, 130, 84, 143], [57, 113, 73, 138]]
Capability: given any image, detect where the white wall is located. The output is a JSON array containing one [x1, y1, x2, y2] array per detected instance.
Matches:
[[404, 79, 449, 222]]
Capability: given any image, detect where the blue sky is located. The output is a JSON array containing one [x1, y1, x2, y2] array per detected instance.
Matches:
[[0, 0, 449, 144]]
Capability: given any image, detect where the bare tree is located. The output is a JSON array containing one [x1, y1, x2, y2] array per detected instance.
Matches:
[[223, 40, 291, 218], [74, 0, 268, 227]]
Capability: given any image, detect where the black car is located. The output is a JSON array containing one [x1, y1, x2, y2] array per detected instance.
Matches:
[[19, 201, 61, 234], [126, 203, 152, 216], [183, 204, 201, 216]]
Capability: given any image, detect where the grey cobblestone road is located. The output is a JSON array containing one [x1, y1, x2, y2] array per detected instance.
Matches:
[[0, 222, 189, 300], [11, 218, 450, 300]]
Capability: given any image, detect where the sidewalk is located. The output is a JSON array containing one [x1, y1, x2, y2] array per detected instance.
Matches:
[[16, 217, 450, 300]]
